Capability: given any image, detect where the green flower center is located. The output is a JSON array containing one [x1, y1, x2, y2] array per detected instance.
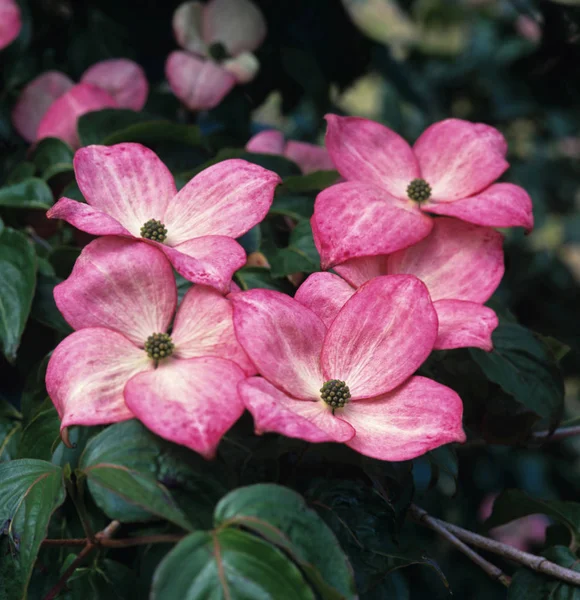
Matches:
[[320, 380, 351, 411], [208, 42, 230, 62], [140, 219, 167, 243], [407, 178, 432, 203], [145, 333, 174, 360]]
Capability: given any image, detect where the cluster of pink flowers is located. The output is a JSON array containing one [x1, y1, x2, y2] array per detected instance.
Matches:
[[45, 112, 533, 462]]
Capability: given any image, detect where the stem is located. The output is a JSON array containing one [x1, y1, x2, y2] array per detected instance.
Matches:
[[42, 533, 185, 548], [430, 516, 580, 587], [408, 505, 511, 587], [532, 426, 580, 443], [42, 522, 120, 600], [65, 475, 95, 542]]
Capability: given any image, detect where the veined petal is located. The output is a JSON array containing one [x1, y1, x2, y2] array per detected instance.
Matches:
[[47, 198, 132, 236], [324, 114, 419, 198], [159, 235, 246, 293], [54, 238, 176, 346], [0, 0, 21, 50], [46, 328, 151, 428], [284, 141, 334, 174], [36, 83, 118, 148], [231, 289, 325, 400], [423, 183, 534, 232], [203, 0, 266, 55], [322, 275, 438, 399], [246, 130, 286, 154], [294, 272, 355, 327], [239, 378, 355, 443], [165, 51, 236, 111], [334, 255, 388, 288], [172, 284, 255, 375], [73, 142, 176, 236], [172, 1, 207, 54], [125, 357, 245, 459], [11, 71, 74, 142], [387, 217, 505, 302], [164, 159, 280, 244], [81, 59, 149, 111], [341, 376, 465, 461], [413, 119, 509, 202], [434, 300, 498, 351], [223, 52, 260, 83], [312, 181, 432, 269]]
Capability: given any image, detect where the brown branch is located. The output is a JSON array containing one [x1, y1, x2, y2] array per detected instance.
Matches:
[[430, 516, 580, 587], [41, 533, 185, 549], [532, 425, 580, 443], [408, 505, 511, 587], [42, 521, 121, 600]]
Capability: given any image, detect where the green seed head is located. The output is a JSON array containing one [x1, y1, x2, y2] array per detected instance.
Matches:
[[320, 379, 351, 410], [208, 42, 229, 62], [145, 333, 174, 360], [407, 178, 432, 203], [140, 219, 168, 243]]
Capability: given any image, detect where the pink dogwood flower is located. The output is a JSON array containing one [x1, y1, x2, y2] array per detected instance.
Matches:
[[296, 217, 504, 351], [166, 0, 266, 111], [12, 59, 148, 147], [246, 130, 335, 174], [0, 0, 21, 50], [313, 115, 534, 269], [46, 237, 253, 458], [232, 275, 465, 461], [47, 142, 280, 293]]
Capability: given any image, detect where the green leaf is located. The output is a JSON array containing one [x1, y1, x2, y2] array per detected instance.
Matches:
[[470, 323, 565, 427], [5, 162, 36, 184], [103, 120, 204, 148], [30, 274, 73, 334], [0, 459, 66, 600], [77, 109, 151, 146], [237, 225, 261, 254], [0, 228, 36, 361], [486, 489, 580, 546], [267, 220, 320, 278], [186, 149, 301, 179], [234, 266, 289, 291], [0, 399, 22, 462], [278, 170, 340, 194], [17, 406, 61, 461], [214, 484, 356, 599], [151, 529, 315, 600], [270, 195, 315, 220], [79, 421, 192, 530], [31, 137, 74, 180], [0, 178, 53, 209], [508, 546, 580, 599]]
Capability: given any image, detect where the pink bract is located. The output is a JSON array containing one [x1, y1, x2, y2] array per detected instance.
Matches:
[[312, 114, 534, 268], [46, 237, 252, 458], [46, 142, 281, 293], [0, 0, 21, 50], [246, 130, 335, 174], [232, 275, 465, 461], [297, 217, 503, 351], [12, 59, 149, 147], [166, 0, 266, 111]]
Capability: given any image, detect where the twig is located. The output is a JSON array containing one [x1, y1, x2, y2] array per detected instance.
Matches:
[[408, 505, 511, 587], [532, 426, 580, 443], [430, 516, 580, 587], [42, 533, 185, 549], [42, 521, 121, 600]]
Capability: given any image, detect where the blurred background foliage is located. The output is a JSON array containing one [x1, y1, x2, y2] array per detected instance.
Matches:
[[2, 0, 580, 598]]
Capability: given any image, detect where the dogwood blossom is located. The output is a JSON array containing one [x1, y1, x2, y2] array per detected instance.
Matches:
[[12, 59, 148, 147], [0, 0, 20, 50], [297, 217, 504, 351], [166, 0, 266, 111], [246, 130, 334, 174], [313, 115, 533, 268], [232, 275, 465, 461], [46, 237, 252, 458], [47, 142, 280, 292]]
